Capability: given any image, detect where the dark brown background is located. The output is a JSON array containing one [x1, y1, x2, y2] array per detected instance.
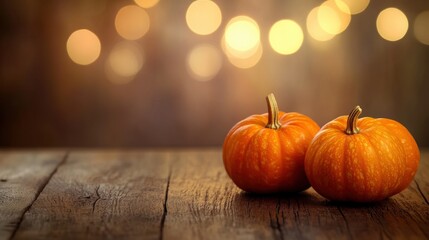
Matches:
[[1, 0, 428, 148]]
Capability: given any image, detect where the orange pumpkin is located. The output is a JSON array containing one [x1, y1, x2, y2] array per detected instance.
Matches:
[[223, 93, 320, 193], [305, 106, 420, 202]]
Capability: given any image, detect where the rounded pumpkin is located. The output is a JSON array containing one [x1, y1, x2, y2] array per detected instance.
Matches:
[[305, 106, 420, 202], [223, 93, 320, 193]]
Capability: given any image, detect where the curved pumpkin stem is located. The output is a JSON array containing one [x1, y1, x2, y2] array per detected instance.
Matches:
[[265, 93, 281, 130], [346, 106, 362, 135]]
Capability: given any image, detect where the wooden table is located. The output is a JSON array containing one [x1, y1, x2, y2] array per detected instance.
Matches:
[[0, 149, 428, 240]]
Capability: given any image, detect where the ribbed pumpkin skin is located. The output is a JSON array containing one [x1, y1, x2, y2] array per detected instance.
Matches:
[[223, 112, 320, 193], [304, 116, 420, 202]]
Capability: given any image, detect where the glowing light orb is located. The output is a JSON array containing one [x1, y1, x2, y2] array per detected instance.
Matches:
[[307, 6, 335, 41], [186, 0, 222, 35], [106, 41, 144, 84], [318, 0, 351, 35], [115, 5, 150, 40], [414, 11, 429, 45], [66, 29, 101, 65], [269, 19, 304, 55], [224, 16, 260, 55], [376, 8, 408, 41], [187, 44, 222, 81], [221, 36, 262, 69]]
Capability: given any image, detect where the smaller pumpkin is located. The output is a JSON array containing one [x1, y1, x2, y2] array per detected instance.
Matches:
[[305, 106, 420, 202], [223, 93, 320, 193]]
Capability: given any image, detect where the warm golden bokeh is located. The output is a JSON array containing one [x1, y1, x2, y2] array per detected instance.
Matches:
[[224, 16, 260, 55], [115, 5, 150, 40], [66, 29, 101, 65], [306, 6, 335, 41], [336, 0, 370, 15], [186, 0, 222, 35], [187, 44, 222, 81], [269, 19, 304, 55], [376, 8, 408, 41], [414, 11, 429, 45], [1, 1, 429, 148], [134, 0, 160, 8], [222, 35, 263, 69], [106, 41, 144, 84], [318, 0, 351, 35]]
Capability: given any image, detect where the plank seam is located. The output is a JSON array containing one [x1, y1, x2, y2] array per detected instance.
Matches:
[[414, 179, 429, 205], [9, 151, 69, 240]]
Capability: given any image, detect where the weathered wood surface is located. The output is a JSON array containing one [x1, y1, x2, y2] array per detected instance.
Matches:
[[13, 151, 171, 240], [0, 149, 428, 240], [164, 151, 429, 240], [0, 151, 66, 240]]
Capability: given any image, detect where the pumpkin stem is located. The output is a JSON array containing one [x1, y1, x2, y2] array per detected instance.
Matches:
[[346, 106, 362, 135], [265, 93, 281, 130]]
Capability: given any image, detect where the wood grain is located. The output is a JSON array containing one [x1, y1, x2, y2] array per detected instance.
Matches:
[[12, 151, 171, 240], [163, 150, 352, 240], [415, 151, 429, 204], [1, 149, 428, 240], [163, 150, 277, 240], [163, 150, 429, 240], [0, 151, 66, 240]]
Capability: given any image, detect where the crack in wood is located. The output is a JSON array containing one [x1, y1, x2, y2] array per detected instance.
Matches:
[[275, 199, 284, 240], [400, 201, 429, 239], [414, 180, 429, 205], [92, 185, 101, 214], [269, 199, 285, 240], [368, 207, 393, 240], [159, 165, 172, 240], [337, 206, 353, 240], [3, 150, 428, 239], [9, 151, 69, 240]]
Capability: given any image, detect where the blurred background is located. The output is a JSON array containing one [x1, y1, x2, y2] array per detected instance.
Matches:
[[0, 0, 428, 148]]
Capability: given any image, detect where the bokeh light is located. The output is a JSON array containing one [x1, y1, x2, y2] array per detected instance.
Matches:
[[134, 0, 160, 9], [106, 41, 144, 84], [318, 0, 351, 35], [187, 44, 222, 81], [222, 16, 262, 69], [223, 36, 259, 59], [115, 5, 150, 40], [224, 16, 260, 55], [221, 36, 263, 69], [186, 0, 222, 35], [376, 8, 408, 41], [66, 29, 101, 65], [269, 19, 304, 55], [307, 6, 335, 41], [414, 11, 429, 45], [336, 0, 370, 15]]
